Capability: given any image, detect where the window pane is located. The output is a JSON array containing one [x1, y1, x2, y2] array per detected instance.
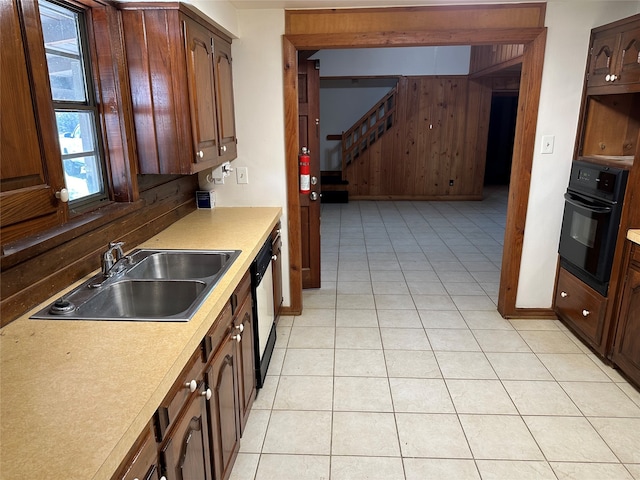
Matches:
[[39, 0, 87, 102], [64, 155, 103, 202], [55, 111, 95, 155]]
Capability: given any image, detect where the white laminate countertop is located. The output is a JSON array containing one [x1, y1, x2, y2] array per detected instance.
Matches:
[[0, 207, 282, 480], [628, 229, 640, 246]]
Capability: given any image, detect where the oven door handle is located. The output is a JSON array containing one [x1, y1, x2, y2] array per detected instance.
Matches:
[[564, 192, 612, 214]]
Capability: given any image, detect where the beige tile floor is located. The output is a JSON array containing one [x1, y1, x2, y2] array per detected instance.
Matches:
[[230, 187, 640, 480]]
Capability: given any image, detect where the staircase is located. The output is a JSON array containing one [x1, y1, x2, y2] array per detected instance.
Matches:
[[321, 85, 398, 202], [342, 85, 398, 171]]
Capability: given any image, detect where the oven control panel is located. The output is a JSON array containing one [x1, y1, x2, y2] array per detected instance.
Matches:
[[570, 160, 628, 202]]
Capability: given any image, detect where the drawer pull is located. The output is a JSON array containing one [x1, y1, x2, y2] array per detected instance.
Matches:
[[185, 379, 197, 393], [201, 388, 212, 400], [582, 309, 590, 317], [560, 291, 568, 298]]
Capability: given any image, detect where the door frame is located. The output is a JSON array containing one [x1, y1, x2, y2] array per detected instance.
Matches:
[[282, 4, 548, 317]]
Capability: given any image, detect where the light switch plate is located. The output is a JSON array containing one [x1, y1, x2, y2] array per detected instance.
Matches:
[[541, 135, 555, 154], [236, 167, 249, 184]]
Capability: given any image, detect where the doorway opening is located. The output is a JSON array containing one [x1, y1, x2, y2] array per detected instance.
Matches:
[[485, 93, 519, 186]]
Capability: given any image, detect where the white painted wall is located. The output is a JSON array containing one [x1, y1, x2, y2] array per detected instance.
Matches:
[[312, 46, 471, 77], [516, 1, 640, 308], [182, 0, 640, 311]]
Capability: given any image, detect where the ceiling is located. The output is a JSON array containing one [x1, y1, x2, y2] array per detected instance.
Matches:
[[228, 0, 547, 9]]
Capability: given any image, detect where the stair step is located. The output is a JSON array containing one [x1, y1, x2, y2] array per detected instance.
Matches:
[[321, 190, 349, 203]]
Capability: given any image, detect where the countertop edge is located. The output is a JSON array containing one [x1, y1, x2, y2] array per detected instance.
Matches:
[[627, 229, 640, 246]]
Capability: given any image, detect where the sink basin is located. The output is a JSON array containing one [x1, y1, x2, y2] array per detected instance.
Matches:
[[125, 251, 233, 279], [78, 280, 206, 319], [30, 249, 241, 322]]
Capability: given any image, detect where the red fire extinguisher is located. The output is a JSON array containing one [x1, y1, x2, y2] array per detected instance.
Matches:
[[299, 147, 310, 194]]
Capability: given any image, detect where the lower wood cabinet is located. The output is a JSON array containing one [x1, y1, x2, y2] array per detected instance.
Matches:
[[112, 269, 256, 480], [554, 267, 608, 353], [611, 242, 640, 386]]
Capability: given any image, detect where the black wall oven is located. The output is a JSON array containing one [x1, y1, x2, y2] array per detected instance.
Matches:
[[558, 159, 629, 296]]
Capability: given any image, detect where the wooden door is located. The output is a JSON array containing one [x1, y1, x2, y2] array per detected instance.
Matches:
[[587, 30, 618, 88], [213, 35, 238, 162], [616, 27, 640, 86], [206, 336, 240, 480], [1, 0, 67, 244], [161, 392, 212, 480], [298, 58, 321, 289], [234, 297, 255, 434], [184, 16, 218, 167]]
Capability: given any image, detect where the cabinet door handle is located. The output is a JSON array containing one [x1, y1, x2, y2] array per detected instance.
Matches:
[[221, 145, 227, 152], [235, 323, 244, 333], [197, 150, 204, 159], [560, 291, 568, 298], [582, 309, 590, 317], [232, 334, 242, 343], [201, 388, 212, 400], [184, 379, 197, 393], [55, 188, 69, 203], [272, 254, 278, 261]]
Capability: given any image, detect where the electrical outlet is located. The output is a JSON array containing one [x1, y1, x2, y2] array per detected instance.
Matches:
[[236, 167, 249, 184], [541, 135, 555, 154]]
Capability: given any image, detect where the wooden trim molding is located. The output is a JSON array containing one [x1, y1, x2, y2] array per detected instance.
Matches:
[[283, 4, 547, 318]]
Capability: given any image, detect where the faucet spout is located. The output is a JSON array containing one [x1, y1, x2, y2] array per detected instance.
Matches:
[[101, 241, 125, 277]]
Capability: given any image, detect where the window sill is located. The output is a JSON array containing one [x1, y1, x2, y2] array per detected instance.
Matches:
[[1, 200, 144, 269]]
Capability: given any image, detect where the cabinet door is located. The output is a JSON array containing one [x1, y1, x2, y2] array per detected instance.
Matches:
[[587, 30, 618, 88], [205, 336, 240, 480], [1, 0, 66, 244], [212, 36, 237, 162], [235, 297, 255, 434], [161, 391, 212, 480], [616, 27, 640, 85], [184, 17, 219, 167], [612, 252, 640, 386]]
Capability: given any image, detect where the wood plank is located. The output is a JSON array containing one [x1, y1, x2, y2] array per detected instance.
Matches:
[[285, 29, 544, 49], [285, 4, 546, 35], [498, 29, 547, 315]]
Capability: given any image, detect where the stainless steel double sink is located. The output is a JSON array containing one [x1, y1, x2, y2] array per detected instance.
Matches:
[[31, 249, 241, 322]]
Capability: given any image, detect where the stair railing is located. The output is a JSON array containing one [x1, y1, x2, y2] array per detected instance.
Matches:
[[342, 86, 397, 172]]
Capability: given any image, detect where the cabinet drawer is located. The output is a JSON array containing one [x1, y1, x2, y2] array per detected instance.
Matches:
[[204, 301, 233, 361], [232, 270, 251, 315], [555, 267, 607, 344], [155, 348, 205, 440]]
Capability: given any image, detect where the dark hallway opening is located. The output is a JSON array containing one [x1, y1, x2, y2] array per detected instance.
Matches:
[[484, 93, 519, 186]]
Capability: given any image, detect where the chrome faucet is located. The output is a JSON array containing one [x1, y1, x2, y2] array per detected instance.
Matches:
[[101, 241, 126, 277]]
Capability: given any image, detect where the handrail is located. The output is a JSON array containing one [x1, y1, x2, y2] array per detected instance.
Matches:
[[342, 86, 397, 172]]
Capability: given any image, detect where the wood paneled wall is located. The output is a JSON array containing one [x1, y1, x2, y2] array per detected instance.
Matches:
[[344, 76, 492, 200], [0, 176, 197, 326], [470, 44, 525, 74]]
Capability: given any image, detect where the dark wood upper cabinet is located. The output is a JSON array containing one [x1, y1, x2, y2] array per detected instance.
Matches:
[[120, 3, 237, 175], [1, 0, 67, 244], [212, 37, 237, 163], [586, 14, 640, 92]]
